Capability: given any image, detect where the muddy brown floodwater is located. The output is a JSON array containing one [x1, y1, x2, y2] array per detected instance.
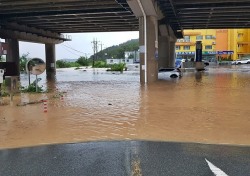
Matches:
[[1, 66, 250, 149]]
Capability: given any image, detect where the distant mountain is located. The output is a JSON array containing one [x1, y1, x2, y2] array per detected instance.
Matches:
[[90, 38, 139, 60], [59, 59, 78, 62]]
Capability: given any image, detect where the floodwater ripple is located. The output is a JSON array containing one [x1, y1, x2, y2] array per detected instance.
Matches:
[[1, 66, 250, 148]]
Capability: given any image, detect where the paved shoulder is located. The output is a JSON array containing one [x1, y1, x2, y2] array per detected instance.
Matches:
[[1, 141, 250, 176]]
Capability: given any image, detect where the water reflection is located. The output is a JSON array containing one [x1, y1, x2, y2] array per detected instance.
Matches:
[[1, 66, 250, 148], [195, 71, 202, 82]]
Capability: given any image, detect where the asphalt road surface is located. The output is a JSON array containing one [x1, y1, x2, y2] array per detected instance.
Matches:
[[1, 141, 250, 176]]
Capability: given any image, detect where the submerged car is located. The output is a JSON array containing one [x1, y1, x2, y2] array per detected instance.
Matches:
[[231, 58, 250, 65]]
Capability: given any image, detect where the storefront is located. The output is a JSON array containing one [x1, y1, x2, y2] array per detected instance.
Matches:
[[176, 51, 195, 60], [176, 51, 216, 61], [202, 51, 217, 62]]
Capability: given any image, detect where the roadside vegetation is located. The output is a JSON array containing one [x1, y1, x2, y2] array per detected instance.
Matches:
[[0, 81, 9, 97], [18, 38, 139, 70], [107, 63, 126, 72], [56, 60, 81, 68], [20, 83, 44, 93], [19, 53, 30, 71]]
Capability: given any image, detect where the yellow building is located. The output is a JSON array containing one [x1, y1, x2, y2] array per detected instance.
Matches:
[[176, 29, 250, 61], [228, 29, 250, 60]]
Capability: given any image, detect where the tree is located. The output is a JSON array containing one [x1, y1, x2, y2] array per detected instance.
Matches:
[[76, 56, 89, 66], [20, 53, 30, 71], [56, 60, 70, 68]]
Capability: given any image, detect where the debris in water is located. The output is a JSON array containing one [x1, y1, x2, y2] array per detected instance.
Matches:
[[17, 100, 44, 106]]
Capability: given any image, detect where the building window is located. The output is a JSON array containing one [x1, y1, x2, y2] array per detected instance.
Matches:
[[110, 60, 113, 63], [238, 44, 243, 48], [176, 46, 180, 50], [205, 45, 212, 50], [205, 35, 213, 39], [127, 59, 129, 62], [184, 46, 190, 50], [184, 36, 190, 42], [238, 33, 243, 39], [196, 35, 203, 40]]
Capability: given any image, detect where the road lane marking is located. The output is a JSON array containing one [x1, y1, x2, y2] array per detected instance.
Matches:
[[131, 142, 142, 176], [131, 159, 142, 176], [205, 158, 228, 176]]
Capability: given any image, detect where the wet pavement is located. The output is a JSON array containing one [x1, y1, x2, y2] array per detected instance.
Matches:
[[1, 140, 250, 176]]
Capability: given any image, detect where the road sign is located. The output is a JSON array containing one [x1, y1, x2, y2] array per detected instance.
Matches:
[[0, 69, 4, 83]]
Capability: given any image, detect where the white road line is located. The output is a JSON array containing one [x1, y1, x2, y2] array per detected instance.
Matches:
[[205, 158, 229, 176]]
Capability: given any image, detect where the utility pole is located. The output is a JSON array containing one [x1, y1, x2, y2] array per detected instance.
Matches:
[[91, 38, 100, 67], [99, 42, 104, 51], [99, 42, 104, 60]]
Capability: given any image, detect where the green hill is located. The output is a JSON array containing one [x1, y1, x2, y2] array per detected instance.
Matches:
[[90, 38, 139, 60]]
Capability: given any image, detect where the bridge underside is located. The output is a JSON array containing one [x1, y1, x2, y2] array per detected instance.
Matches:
[[157, 0, 250, 33], [0, 0, 139, 35], [0, 0, 249, 42]]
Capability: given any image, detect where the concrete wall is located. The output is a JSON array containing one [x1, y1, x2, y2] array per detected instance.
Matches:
[[106, 59, 134, 65]]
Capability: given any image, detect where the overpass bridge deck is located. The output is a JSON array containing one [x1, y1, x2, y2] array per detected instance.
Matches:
[[0, 0, 249, 39]]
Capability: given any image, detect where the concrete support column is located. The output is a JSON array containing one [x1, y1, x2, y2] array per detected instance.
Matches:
[[139, 16, 158, 83], [195, 41, 204, 70], [158, 36, 170, 69], [169, 41, 176, 68], [45, 43, 56, 79], [6, 39, 20, 75]]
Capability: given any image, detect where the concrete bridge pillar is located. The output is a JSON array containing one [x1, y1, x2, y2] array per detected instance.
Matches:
[[169, 41, 176, 68], [158, 25, 177, 69], [6, 39, 20, 75], [158, 36, 170, 69], [139, 16, 158, 83], [45, 43, 56, 79]]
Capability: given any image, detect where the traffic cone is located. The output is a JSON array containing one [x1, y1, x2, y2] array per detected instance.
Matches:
[[43, 100, 48, 113]]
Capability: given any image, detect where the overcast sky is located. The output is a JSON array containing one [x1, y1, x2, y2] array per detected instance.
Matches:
[[16, 31, 139, 60]]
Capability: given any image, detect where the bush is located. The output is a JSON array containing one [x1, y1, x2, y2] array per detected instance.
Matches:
[[93, 61, 108, 68], [56, 60, 81, 68], [21, 84, 44, 93], [107, 63, 126, 72], [56, 60, 70, 68], [69, 62, 81, 67]]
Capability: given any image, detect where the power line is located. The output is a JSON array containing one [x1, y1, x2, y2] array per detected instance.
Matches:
[[61, 45, 81, 57], [62, 43, 86, 54]]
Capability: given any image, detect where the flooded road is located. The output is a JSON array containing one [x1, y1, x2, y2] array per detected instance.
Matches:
[[1, 65, 250, 149]]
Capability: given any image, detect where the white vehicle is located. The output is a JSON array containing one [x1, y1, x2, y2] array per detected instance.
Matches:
[[231, 58, 250, 65]]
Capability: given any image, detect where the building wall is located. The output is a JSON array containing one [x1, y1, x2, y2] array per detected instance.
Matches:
[[216, 29, 228, 51], [233, 29, 250, 59], [106, 58, 134, 65], [175, 29, 250, 61], [216, 29, 229, 60], [124, 51, 140, 63], [228, 29, 237, 60], [176, 29, 217, 61]]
